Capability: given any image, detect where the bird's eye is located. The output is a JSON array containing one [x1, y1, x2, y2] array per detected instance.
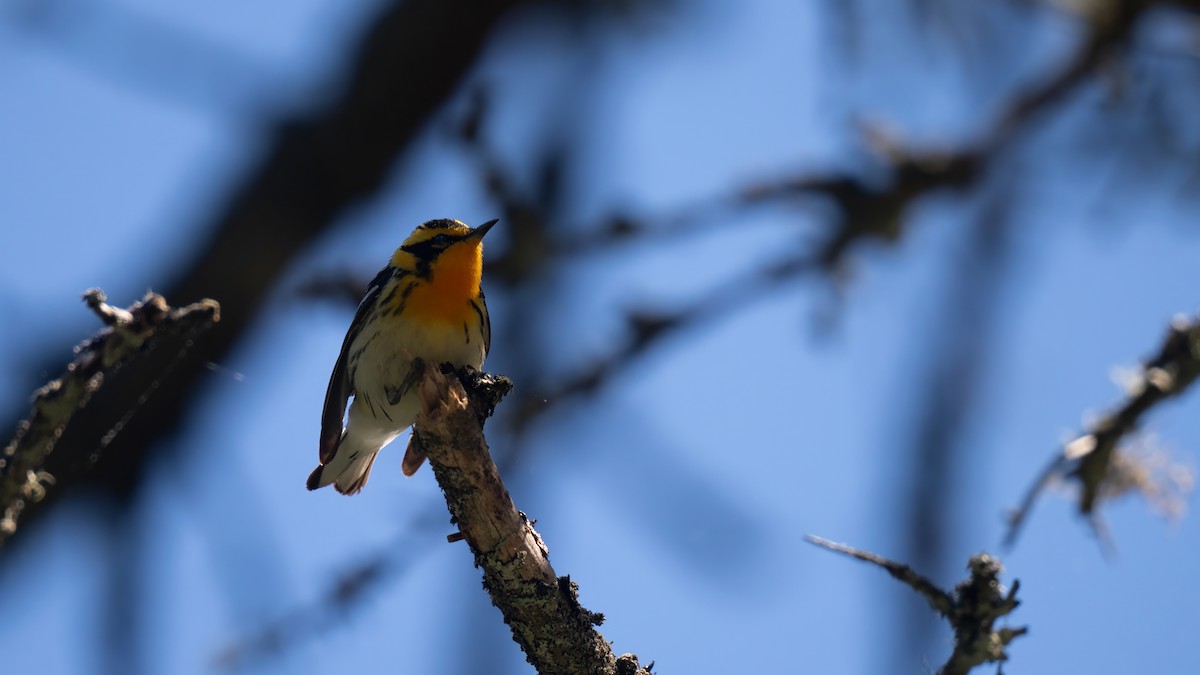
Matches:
[[432, 234, 451, 245]]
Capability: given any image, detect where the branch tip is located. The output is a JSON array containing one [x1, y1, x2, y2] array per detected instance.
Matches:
[[811, 537, 1025, 674], [1006, 312, 1200, 548], [1, 290, 220, 547]]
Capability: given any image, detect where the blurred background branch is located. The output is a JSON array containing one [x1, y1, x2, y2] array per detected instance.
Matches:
[[0, 290, 218, 546], [1006, 312, 1200, 547]]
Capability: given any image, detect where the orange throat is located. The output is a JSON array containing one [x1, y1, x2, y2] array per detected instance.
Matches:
[[403, 241, 483, 324]]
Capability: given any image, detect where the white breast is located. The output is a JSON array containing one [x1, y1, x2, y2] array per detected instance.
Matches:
[[349, 313, 487, 433]]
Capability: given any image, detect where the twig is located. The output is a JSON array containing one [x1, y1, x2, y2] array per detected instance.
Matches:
[[807, 536, 1026, 675], [414, 365, 650, 675], [216, 527, 429, 671], [805, 536, 953, 615], [512, 252, 817, 432], [541, 0, 1146, 268], [1005, 313, 1200, 547], [0, 290, 220, 545]]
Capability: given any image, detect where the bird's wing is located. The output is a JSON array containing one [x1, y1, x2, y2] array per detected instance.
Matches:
[[472, 292, 491, 357], [319, 266, 392, 463]]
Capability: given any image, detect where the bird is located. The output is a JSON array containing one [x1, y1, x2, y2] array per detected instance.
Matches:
[[307, 218, 496, 495]]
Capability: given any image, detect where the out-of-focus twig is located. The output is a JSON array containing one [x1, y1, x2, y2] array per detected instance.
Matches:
[[512, 252, 817, 432], [0, 290, 220, 545], [1006, 313, 1200, 548], [986, 0, 1143, 148], [739, 141, 982, 268], [807, 536, 1026, 675], [536, 0, 1150, 268], [215, 554, 394, 671]]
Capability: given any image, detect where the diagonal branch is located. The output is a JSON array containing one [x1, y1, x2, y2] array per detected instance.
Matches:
[[1005, 312, 1200, 547], [512, 252, 817, 432], [0, 290, 220, 545], [533, 0, 1144, 265], [414, 365, 651, 675]]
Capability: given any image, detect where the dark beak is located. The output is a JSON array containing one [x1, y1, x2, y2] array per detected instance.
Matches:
[[468, 218, 499, 239]]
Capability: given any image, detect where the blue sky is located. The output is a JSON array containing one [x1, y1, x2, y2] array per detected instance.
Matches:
[[1, 1, 1197, 674]]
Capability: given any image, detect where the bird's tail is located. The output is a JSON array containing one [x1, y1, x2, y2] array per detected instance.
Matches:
[[306, 432, 380, 496]]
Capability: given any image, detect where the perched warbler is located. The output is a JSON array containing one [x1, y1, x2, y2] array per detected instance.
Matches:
[[307, 218, 497, 495]]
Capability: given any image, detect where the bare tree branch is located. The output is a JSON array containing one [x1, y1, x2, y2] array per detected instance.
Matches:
[[807, 536, 1026, 675], [215, 521, 434, 670], [0, 290, 219, 545], [1006, 312, 1200, 547], [523, 0, 1142, 265], [414, 365, 650, 675]]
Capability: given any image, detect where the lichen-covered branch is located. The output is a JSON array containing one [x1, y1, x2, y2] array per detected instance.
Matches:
[[413, 366, 649, 675], [807, 536, 1026, 675], [0, 290, 220, 545], [1005, 313, 1200, 547]]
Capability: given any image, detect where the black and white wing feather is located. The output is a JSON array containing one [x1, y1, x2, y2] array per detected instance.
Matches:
[[319, 266, 391, 464]]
